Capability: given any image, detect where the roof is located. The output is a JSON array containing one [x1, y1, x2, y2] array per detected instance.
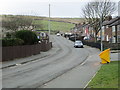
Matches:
[[102, 16, 120, 26], [102, 21, 109, 26], [109, 19, 120, 26]]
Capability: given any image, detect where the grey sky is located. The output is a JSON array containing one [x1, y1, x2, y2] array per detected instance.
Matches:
[[0, 0, 119, 18]]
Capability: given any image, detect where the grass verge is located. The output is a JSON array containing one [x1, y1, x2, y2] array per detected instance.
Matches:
[[87, 61, 119, 88]]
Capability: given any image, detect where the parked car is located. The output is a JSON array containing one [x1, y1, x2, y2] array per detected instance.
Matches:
[[74, 40, 83, 48], [56, 33, 61, 36], [84, 36, 90, 40]]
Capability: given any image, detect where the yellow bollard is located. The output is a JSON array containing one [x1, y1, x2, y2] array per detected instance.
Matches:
[[99, 48, 111, 64]]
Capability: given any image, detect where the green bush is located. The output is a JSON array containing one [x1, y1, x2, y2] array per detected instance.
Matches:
[[2, 38, 24, 47], [15, 30, 38, 45], [6, 32, 11, 38]]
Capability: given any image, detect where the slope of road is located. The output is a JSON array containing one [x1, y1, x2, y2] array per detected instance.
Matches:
[[41, 50, 101, 88], [2, 35, 100, 88]]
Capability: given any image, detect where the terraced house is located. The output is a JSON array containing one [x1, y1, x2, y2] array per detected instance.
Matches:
[[102, 16, 120, 43]]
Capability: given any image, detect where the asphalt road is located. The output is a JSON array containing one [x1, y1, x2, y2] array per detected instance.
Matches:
[[2, 35, 100, 88]]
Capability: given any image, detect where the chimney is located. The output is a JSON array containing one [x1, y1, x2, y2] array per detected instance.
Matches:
[[105, 15, 112, 21]]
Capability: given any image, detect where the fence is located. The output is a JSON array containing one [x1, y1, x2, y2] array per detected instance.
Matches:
[[103, 42, 120, 50], [82, 41, 101, 50], [2, 42, 52, 61]]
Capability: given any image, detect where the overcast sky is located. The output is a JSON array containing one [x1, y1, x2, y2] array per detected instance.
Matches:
[[0, 0, 119, 18]]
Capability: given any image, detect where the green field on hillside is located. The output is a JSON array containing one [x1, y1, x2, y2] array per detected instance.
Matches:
[[2, 15, 84, 33], [33, 20, 75, 32]]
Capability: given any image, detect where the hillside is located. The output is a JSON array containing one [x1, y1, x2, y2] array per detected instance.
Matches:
[[33, 16, 85, 32], [1, 15, 85, 32], [34, 17, 85, 24], [33, 20, 75, 32]]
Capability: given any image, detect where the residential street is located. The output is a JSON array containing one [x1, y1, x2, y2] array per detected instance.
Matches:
[[2, 35, 102, 88], [1, 1, 119, 88]]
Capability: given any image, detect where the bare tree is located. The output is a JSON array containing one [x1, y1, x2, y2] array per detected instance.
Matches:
[[82, 0, 116, 42], [17, 16, 33, 30], [2, 15, 43, 32], [2, 17, 20, 31]]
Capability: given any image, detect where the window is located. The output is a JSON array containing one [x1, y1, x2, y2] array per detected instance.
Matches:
[[106, 25, 108, 28], [117, 25, 120, 31], [117, 35, 120, 43], [106, 35, 109, 41], [112, 26, 115, 32], [112, 36, 115, 43]]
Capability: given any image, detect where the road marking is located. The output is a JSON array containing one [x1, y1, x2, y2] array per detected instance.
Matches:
[[80, 60, 87, 66], [16, 64, 22, 66]]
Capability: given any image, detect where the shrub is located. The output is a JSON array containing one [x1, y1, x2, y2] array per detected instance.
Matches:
[[2, 38, 24, 47], [15, 30, 38, 45], [6, 32, 11, 38]]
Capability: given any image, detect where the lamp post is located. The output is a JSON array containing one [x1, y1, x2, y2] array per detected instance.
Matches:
[[92, 4, 103, 51], [48, 4, 51, 38], [100, 17, 103, 51], [75, 28, 77, 41]]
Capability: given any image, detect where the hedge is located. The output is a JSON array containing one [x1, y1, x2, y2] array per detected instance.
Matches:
[[2, 38, 24, 47], [15, 30, 38, 45]]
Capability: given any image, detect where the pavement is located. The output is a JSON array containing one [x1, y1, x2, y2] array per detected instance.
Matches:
[[110, 51, 119, 61], [1, 47, 59, 69]]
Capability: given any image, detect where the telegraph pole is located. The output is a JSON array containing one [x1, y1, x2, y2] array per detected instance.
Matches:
[[48, 4, 51, 37], [100, 17, 103, 51]]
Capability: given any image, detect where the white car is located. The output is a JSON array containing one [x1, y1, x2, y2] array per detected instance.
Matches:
[[74, 40, 83, 48], [56, 33, 61, 36]]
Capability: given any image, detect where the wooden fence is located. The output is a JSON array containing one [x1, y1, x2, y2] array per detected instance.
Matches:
[[2, 42, 52, 61]]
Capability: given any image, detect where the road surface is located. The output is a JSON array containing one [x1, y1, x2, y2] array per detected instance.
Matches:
[[2, 35, 100, 88]]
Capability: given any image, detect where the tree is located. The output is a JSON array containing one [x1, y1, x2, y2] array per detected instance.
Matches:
[[82, 0, 116, 42], [17, 16, 33, 30], [15, 30, 38, 45], [2, 17, 20, 31], [2, 15, 43, 32]]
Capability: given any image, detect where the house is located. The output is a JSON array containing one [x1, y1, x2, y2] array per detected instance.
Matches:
[[79, 23, 96, 41], [109, 16, 120, 43], [102, 16, 120, 43], [71, 23, 83, 36]]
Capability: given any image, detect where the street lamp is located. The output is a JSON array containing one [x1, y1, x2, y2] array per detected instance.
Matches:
[[92, 4, 103, 51], [100, 17, 103, 51], [75, 28, 77, 41], [48, 4, 51, 39]]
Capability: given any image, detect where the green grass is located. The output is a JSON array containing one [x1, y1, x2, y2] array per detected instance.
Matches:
[[87, 61, 119, 88], [33, 20, 75, 32]]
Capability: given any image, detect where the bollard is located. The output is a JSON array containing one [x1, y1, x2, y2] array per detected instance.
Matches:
[[99, 48, 111, 64]]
